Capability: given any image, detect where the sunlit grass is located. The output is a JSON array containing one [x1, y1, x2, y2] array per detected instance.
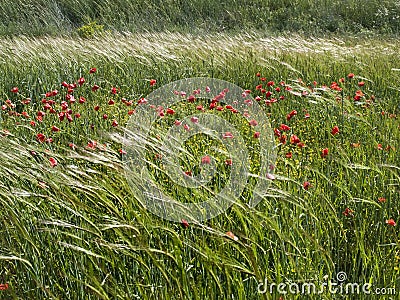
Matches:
[[0, 32, 399, 299]]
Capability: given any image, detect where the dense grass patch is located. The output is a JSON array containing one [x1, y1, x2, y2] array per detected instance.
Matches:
[[1, 0, 400, 36], [0, 33, 399, 299]]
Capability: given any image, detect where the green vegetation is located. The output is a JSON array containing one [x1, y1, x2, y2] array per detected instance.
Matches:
[[0, 0, 400, 36], [0, 32, 399, 299], [0, 1, 400, 299]]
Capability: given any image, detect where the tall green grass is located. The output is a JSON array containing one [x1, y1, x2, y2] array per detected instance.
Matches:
[[0, 0, 400, 36], [0, 33, 399, 299]]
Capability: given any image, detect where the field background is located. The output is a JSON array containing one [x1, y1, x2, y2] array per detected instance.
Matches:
[[1, 1, 400, 299]]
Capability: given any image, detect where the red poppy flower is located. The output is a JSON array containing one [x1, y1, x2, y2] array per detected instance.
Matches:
[[249, 119, 258, 126], [49, 157, 57, 167], [290, 134, 300, 144], [303, 181, 311, 190], [51, 125, 60, 132], [11, 87, 18, 93], [196, 105, 204, 111], [150, 79, 157, 86], [184, 171, 192, 177], [321, 148, 329, 158], [77, 77, 85, 86], [279, 124, 290, 131], [256, 72, 261, 77], [378, 197, 386, 203], [377, 144, 383, 150], [94, 105, 100, 111], [166, 108, 175, 115], [37, 133, 46, 143], [348, 73, 354, 79], [386, 219, 396, 226], [225, 159, 233, 166], [181, 219, 189, 228], [111, 87, 118, 95], [279, 135, 287, 145], [331, 126, 340, 135], [91, 84, 100, 92], [190, 117, 199, 123], [103, 114, 108, 120], [223, 132, 234, 139], [0, 283, 9, 291], [343, 207, 354, 217], [112, 120, 118, 127], [184, 124, 190, 131], [69, 143, 76, 150], [285, 152, 292, 158], [253, 132, 260, 138], [201, 156, 211, 164], [358, 81, 365, 87], [89, 67, 97, 74], [108, 99, 115, 105]]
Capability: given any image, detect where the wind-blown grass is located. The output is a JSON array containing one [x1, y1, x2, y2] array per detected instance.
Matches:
[[0, 33, 399, 299]]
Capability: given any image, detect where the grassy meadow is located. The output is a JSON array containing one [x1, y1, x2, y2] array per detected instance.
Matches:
[[1, 2, 400, 300]]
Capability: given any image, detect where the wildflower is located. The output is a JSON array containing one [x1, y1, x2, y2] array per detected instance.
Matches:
[[358, 81, 365, 87], [223, 132, 234, 139], [225, 159, 233, 166], [51, 126, 60, 132], [285, 152, 292, 159], [183, 124, 190, 131], [166, 108, 175, 115], [103, 114, 108, 120], [119, 149, 127, 154], [279, 124, 290, 131], [150, 79, 157, 86], [343, 208, 354, 217], [92, 84, 100, 92], [249, 119, 258, 126], [321, 148, 329, 158], [254, 132, 260, 138], [37, 133, 46, 143], [290, 134, 300, 145], [49, 157, 57, 167], [112, 120, 118, 127], [108, 99, 115, 105], [378, 197, 386, 203], [201, 156, 211, 164], [386, 219, 396, 226], [111, 87, 118, 95], [348, 73, 355, 79], [89, 67, 97, 74], [69, 143, 76, 150], [11, 87, 18, 93], [377, 144, 383, 150], [94, 105, 100, 111], [77, 77, 85, 86], [331, 126, 340, 135], [190, 117, 199, 123], [303, 181, 311, 190], [181, 219, 189, 228]]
